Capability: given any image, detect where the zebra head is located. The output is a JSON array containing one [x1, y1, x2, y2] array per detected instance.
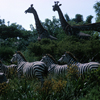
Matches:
[[58, 52, 70, 65], [11, 53, 18, 63], [40, 54, 56, 68], [11, 51, 27, 64], [58, 52, 78, 65]]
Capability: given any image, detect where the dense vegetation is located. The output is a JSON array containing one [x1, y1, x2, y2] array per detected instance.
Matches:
[[0, 1, 100, 100]]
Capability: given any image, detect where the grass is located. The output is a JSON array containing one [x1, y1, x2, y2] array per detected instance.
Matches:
[[0, 65, 100, 100]]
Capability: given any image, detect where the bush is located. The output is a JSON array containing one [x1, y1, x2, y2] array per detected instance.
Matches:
[[28, 39, 58, 58], [27, 37, 100, 63], [28, 42, 43, 56], [0, 46, 14, 62]]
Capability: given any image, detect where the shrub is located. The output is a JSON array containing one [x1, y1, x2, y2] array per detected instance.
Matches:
[[0, 82, 9, 95], [0, 46, 14, 62], [28, 42, 43, 56], [28, 39, 58, 58]]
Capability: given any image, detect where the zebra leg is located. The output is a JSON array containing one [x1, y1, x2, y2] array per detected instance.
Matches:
[[35, 72, 44, 87], [17, 69, 23, 79]]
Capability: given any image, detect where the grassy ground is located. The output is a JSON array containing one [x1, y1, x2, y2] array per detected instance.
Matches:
[[0, 66, 100, 100]]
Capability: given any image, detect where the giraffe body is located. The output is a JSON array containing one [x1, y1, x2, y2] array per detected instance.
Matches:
[[52, 1, 100, 39], [25, 4, 57, 41]]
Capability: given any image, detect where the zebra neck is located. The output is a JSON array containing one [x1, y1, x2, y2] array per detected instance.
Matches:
[[17, 56, 26, 66], [46, 60, 55, 68], [68, 59, 79, 66], [48, 64, 55, 72], [47, 62, 53, 68], [17, 62, 26, 69]]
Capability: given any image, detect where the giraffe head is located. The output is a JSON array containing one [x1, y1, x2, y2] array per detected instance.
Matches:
[[52, 1, 62, 11], [25, 4, 35, 14]]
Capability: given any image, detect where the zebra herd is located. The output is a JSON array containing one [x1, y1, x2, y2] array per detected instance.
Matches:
[[0, 51, 100, 87], [58, 52, 100, 77]]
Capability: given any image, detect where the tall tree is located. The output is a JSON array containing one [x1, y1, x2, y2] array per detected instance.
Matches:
[[93, 1, 100, 22], [86, 15, 93, 23], [64, 13, 70, 21], [0, 19, 5, 25], [93, 1, 100, 16], [75, 14, 83, 23]]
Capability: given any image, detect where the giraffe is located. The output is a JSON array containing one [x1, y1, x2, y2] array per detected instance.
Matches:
[[52, 1, 100, 39], [25, 4, 57, 41]]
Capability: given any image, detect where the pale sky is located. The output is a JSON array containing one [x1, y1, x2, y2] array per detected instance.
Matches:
[[0, 0, 99, 30]]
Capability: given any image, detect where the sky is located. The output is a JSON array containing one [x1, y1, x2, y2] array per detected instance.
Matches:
[[0, 0, 99, 30]]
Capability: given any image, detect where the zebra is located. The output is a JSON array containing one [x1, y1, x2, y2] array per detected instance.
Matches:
[[58, 51, 100, 77], [10, 51, 48, 87], [0, 60, 17, 77], [40, 54, 68, 75]]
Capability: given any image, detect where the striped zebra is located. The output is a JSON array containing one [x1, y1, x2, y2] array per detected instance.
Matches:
[[10, 51, 48, 87], [58, 52, 100, 76], [0, 60, 17, 76], [40, 54, 68, 75]]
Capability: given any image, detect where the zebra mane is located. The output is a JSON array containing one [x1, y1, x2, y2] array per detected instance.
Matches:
[[17, 51, 27, 61], [66, 51, 78, 62], [45, 54, 57, 64]]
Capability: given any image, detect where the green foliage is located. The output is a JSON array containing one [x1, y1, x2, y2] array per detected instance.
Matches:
[[28, 39, 58, 59], [27, 36, 100, 63], [0, 1, 100, 99], [93, 1, 100, 22], [72, 14, 83, 23], [28, 42, 43, 56], [0, 25, 23, 39], [64, 13, 70, 21], [0, 65, 100, 100], [79, 86, 100, 100], [0, 46, 14, 62], [0, 19, 5, 25], [93, 1, 100, 16], [85, 15, 93, 23], [17, 39, 29, 51], [0, 77, 39, 100]]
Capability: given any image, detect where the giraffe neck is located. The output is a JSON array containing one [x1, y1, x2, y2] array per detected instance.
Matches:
[[57, 7, 70, 31], [32, 9, 45, 34]]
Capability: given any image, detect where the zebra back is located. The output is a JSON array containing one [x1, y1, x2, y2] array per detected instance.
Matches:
[[41, 54, 68, 75], [17, 61, 48, 87], [58, 51, 100, 77], [0, 60, 17, 76]]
